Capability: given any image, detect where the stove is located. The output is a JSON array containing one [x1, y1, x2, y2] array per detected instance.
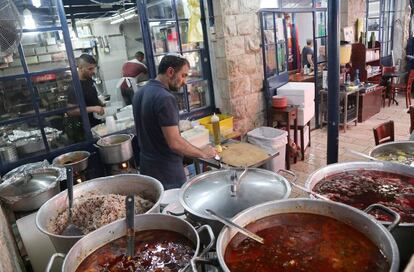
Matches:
[[104, 159, 138, 175]]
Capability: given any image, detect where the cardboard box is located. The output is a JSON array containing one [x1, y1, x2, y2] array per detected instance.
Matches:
[[277, 82, 315, 107], [198, 114, 234, 137]]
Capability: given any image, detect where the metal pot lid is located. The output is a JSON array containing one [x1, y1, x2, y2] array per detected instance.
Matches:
[[52, 151, 90, 167], [179, 168, 291, 220], [0, 167, 61, 203]]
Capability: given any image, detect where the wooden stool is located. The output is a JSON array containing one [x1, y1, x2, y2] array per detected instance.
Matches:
[[291, 120, 311, 160], [268, 106, 298, 170]]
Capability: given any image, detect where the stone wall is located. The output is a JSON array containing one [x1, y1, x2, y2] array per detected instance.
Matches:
[[209, 0, 265, 134], [393, 0, 410, 71], [340, 0, 366, 41]]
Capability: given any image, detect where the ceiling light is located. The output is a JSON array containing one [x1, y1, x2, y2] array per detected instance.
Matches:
[[23, 9, 36, 29], [32, 0, 41, 8]]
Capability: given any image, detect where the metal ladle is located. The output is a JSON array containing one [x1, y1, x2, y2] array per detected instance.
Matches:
[[205, 209, 264, 244], [61, 167, 83, 236], [126, 195, 135, 257]]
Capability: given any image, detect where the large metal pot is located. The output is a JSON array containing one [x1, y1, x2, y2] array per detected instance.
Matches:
[[47, 214, 214, 272], [179, 168, 291, 235], [369, 141, 414, 167], [0, 167, 62, 211], [95, 134, 134, 164], [52, 151, 90, 172], [0, 145, 18, 164], [36, 174, 164, 253], [216, 199, 400, 272], [305, 161, 414, 267]]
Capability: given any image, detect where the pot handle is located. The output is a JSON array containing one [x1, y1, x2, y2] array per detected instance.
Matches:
[[166, 210, 186, 217], [190, 224, 216, 272], [46, 253, 65, 272], [364, 204, 401, 232], [93, 144, 101, 150], [277, 169, 297, 183], [129, 133, 135, 140]]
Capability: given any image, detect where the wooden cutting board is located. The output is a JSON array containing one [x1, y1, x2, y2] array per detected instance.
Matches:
[[220, 142, 269, 167]]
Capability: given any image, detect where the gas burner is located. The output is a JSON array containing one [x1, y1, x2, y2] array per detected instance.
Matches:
[[105, 159, 138, 175]]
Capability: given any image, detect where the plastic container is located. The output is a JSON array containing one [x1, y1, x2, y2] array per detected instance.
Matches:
[[247, 127, 287, 171], [272, 95, 288, 108], [198, 114, 233, 137], [181, 126, 210, 148]]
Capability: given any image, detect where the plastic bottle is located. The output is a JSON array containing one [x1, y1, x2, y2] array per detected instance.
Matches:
[[354, 69, 360, 86], [346, 73, 351, 85], [211, 113, 221, 146]]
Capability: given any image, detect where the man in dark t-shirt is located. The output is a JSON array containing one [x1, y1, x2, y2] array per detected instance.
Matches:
[[68, 54, 105, 128], [301, 39, 314, 69], [132, 54, 216, 189]]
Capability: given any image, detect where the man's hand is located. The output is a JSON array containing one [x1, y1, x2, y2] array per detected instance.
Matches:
[[93, 106, 105, 115], [201, 145, 217, 159]]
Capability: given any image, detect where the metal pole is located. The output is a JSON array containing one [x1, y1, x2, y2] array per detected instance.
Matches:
[[327, 0, 340, 164]]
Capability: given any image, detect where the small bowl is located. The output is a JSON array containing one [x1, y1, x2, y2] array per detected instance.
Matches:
[[272, 95, 288, 108]]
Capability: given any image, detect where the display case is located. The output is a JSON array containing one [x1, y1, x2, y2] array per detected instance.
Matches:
[[140, 0, 215, 117], [0, 0, 91, 173]]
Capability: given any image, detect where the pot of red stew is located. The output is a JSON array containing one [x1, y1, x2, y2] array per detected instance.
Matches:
[[305, 161, 414, 267], [216, 199, 399, 272], [47, 213, 214, 272]]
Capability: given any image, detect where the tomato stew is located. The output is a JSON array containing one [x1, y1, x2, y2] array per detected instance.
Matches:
[[313, 170, 414, 223], [76, 230, 195, 272], [224, 213, 389, 272]]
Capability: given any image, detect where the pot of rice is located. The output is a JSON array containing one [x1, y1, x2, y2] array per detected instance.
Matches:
[[36, 174, 163, 253]]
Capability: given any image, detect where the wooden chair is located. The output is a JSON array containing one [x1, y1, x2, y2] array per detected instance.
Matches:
[[410, 106, 414, 134], [373, 120, 395, 146], [393, 69, 414, 108]]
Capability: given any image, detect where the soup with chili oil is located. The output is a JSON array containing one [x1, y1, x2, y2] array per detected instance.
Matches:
[[76, 229, 195, 272], [224, 213, 389, 272], [313, 170, 414, 223]]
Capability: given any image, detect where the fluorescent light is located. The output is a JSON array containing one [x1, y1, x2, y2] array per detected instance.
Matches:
[[32, 0, 41, 8], [110, 17, 125, 24], [23, 9, 36, 29], [124, 14, 136, 20]]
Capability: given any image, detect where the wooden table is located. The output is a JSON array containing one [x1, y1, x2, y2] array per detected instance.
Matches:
[[320, 88, 359, 132], [268, 106, 298, 170], [289, 73, 315, 82], [358, 85, 384, 122], [193, 140, 280, 174]]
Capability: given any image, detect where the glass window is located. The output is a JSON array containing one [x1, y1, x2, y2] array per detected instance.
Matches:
[[281, 0, 312, 8], [21, 31, 69, 73], [42, 113, 86, 149], [316, 12, 326, 38], [14, 0, 60, 28], [0, 119, 46, 161], [187, 80, 209, 110], [265, 45, 277, 77], [315, 0, 327, 8], [316, 37, 327, 63], [368, 1, 380, 17], [0, 52, 24, 77], [183, 51, 203, 81], [0, 78, 35, 121], [277, 42, 287, 73], [179, 21, 204, 51], [146, 0, 174, 19], [150, 21, 179, 54], [31, 70, 73, 112]]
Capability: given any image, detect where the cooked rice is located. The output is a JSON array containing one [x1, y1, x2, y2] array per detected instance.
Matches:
[[48, 193, 154, 235]]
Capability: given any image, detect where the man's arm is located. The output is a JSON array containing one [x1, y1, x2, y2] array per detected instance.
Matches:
[[307, 53, 314, 67], [67, 104, 104, 116], [162, 125, 216, 159]]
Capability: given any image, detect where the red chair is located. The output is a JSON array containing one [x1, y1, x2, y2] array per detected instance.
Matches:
[[373, 120, 395, 146], [410, 106, 414, 134], [394, 69, 414, 108]]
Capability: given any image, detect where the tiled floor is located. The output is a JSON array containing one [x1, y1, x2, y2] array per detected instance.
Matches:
[[289, 95, 412, 198]]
